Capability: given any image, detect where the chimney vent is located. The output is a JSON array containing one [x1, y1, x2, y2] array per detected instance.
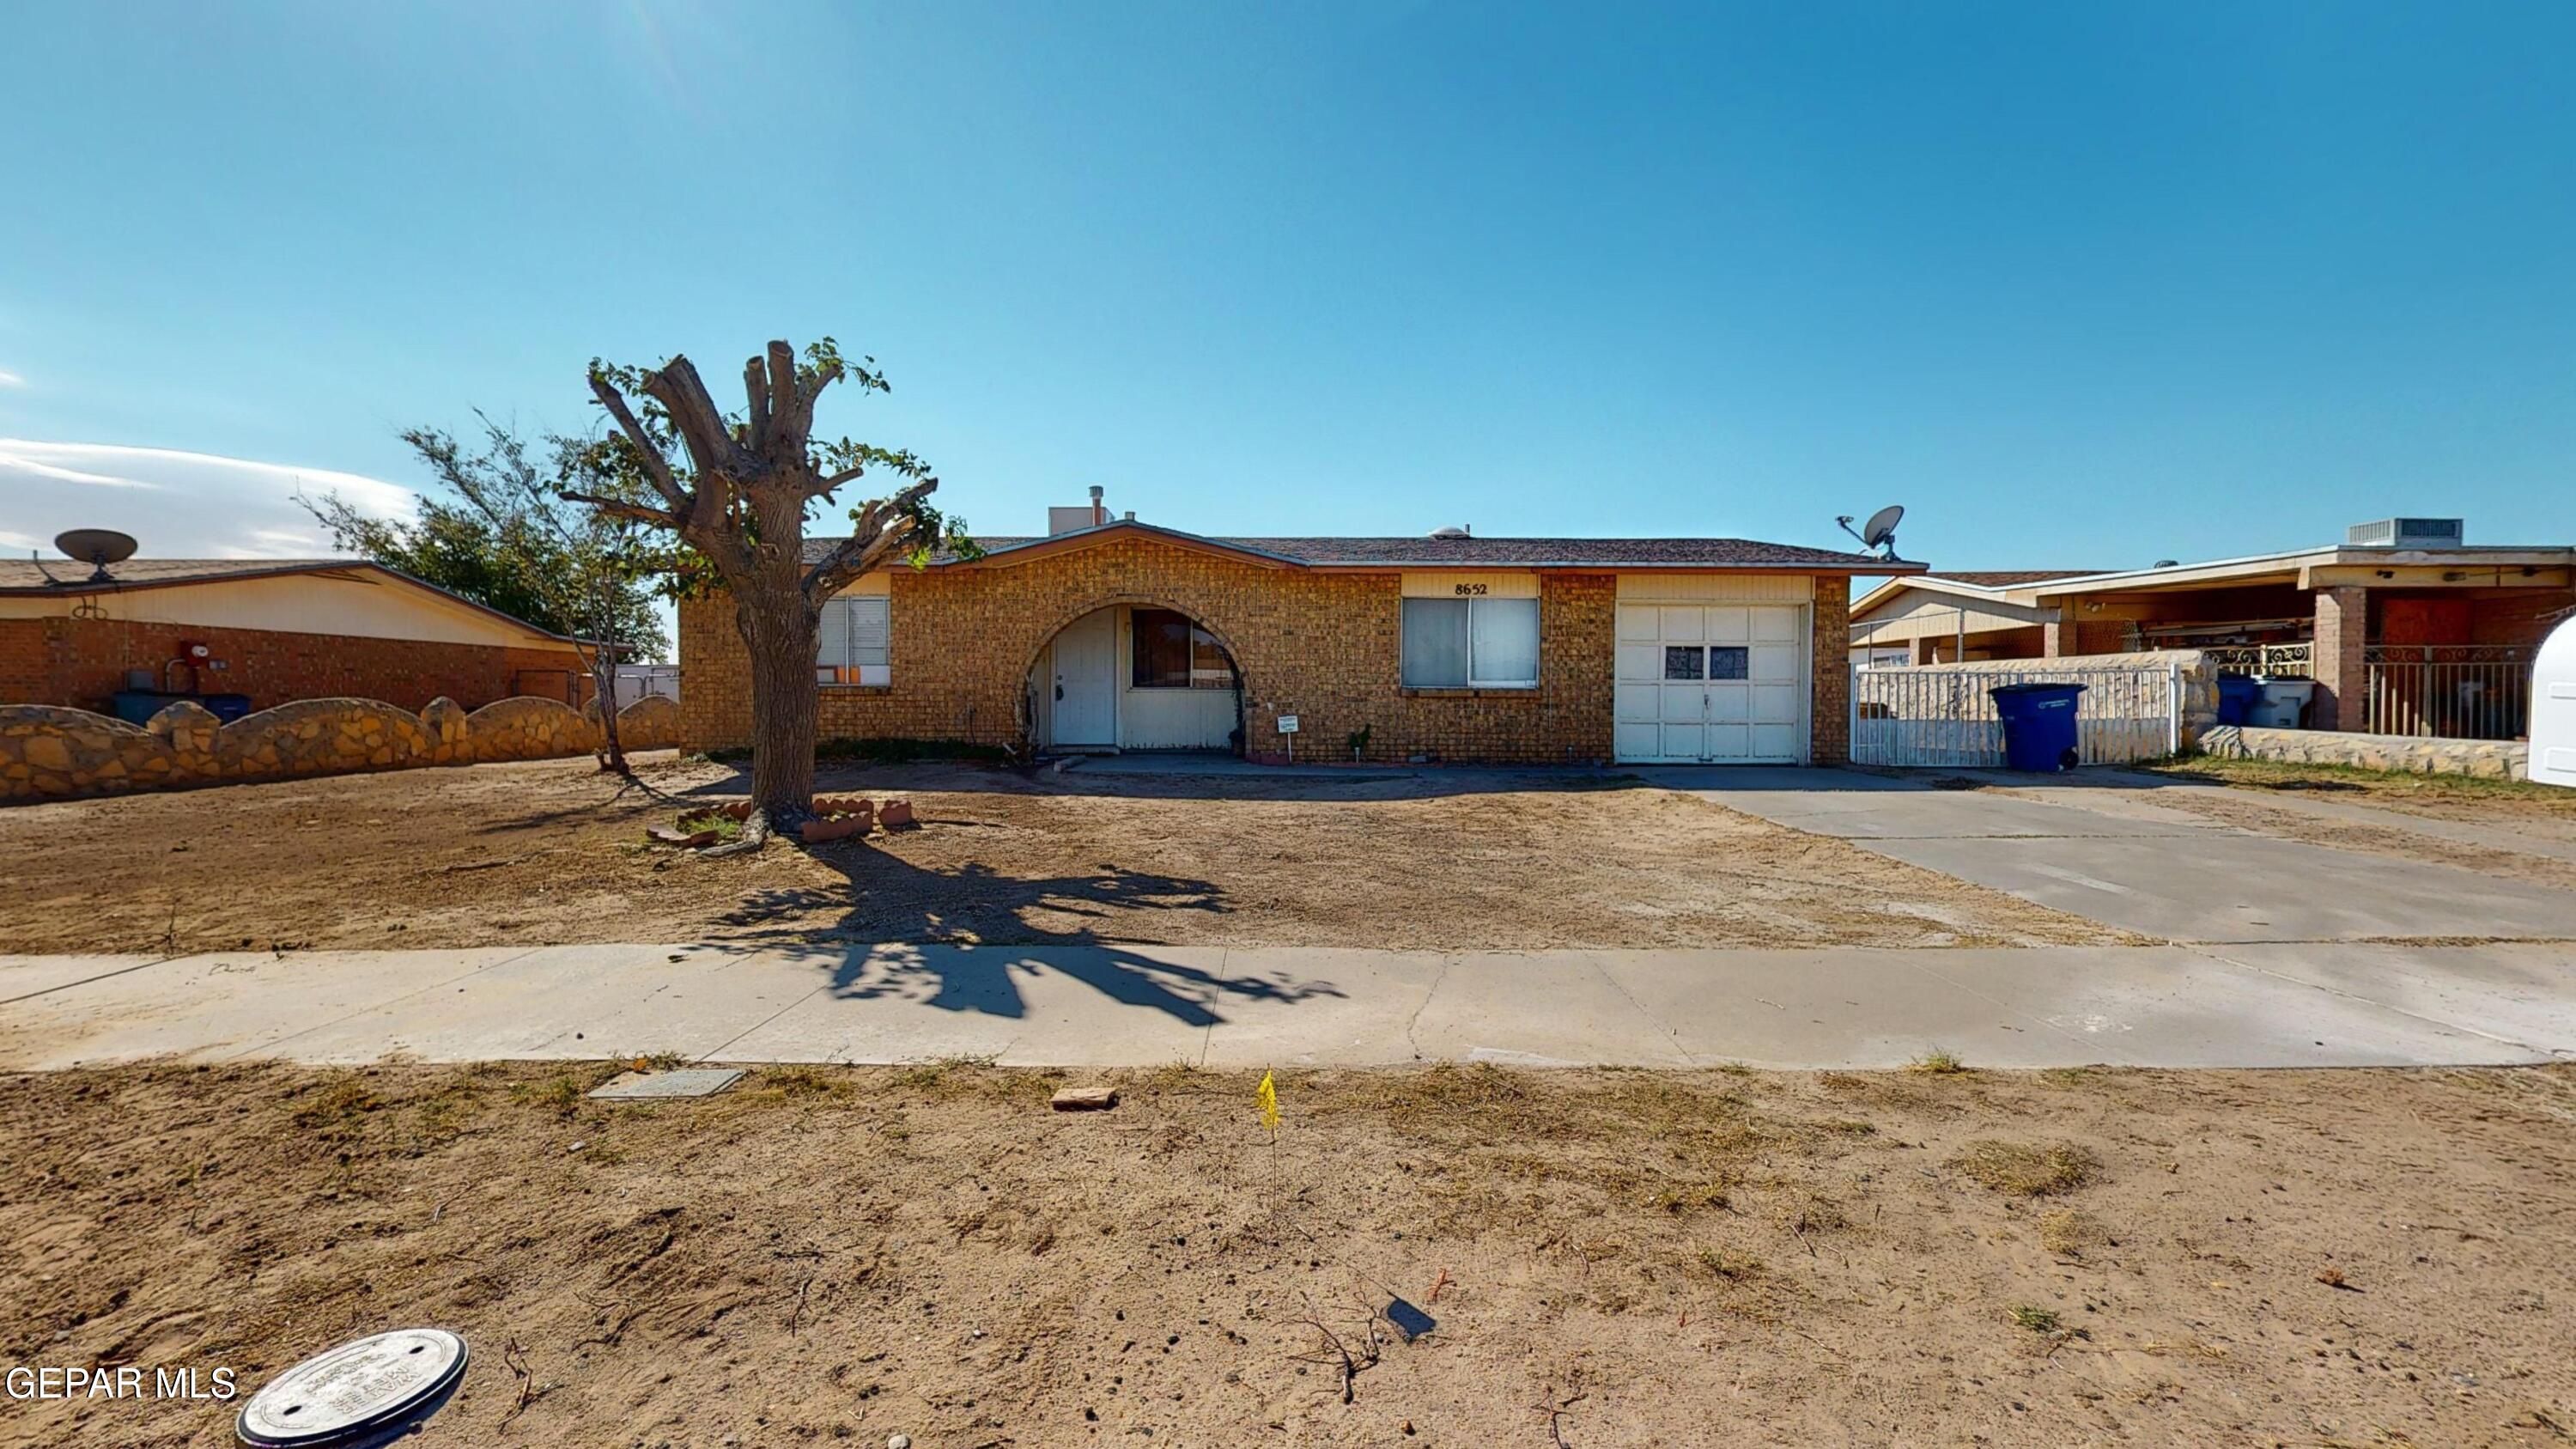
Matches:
[[1090, 484, 1106, 527]]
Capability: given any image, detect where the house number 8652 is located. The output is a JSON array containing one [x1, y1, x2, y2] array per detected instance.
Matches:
[[1452, 582, 1489, 595]]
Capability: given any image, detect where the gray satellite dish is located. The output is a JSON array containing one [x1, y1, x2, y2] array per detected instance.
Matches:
[[1835, 505, 1905, 559], [54, 528, 138, 582]]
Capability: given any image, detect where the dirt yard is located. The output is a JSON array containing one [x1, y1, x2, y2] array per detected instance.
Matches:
[[0, 756, 2117, 954], [2123, 757, 2576, 895], [2140, 756, 2576, 836], [4, 1060, 2571, 1447]]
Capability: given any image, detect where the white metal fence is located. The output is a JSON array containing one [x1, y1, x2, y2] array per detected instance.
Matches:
[[2363, 646, 2532, 740], [1850, 664, 2180, 768]]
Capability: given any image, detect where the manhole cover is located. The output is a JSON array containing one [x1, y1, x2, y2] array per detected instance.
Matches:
[[587, 1068, 745, 1100], [235, 1327, 466, 1447]]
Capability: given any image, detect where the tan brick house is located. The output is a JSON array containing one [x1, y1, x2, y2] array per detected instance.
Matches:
[[678, 496, 1916, 766], [0, 558, 596, 718]]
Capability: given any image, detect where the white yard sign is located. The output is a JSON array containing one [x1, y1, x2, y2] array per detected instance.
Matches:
[[1275, 714, 1300, 734]]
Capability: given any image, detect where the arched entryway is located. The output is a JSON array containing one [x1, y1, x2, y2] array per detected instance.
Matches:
[[1024, 603, 1244, 753]]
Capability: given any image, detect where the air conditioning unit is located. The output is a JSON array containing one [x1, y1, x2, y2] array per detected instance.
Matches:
[[2346, 517, 2464, 549]]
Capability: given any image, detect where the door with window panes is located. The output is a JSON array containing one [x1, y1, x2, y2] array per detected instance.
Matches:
[[1613, 603, 1805, 763]]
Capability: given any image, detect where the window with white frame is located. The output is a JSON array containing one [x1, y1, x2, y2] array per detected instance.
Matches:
[[1400, 596, 1540, 688], [816, 595, 891, 685]]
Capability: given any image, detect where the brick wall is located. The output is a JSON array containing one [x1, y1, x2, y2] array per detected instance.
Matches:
[[0, 620, 47, 704], [0, 616, 591, 714], [2311, 585, 2367, 731], [681, 539, 1850, 764], [2471, 588, 2576, 648], [1809, 575, 1850, 765]]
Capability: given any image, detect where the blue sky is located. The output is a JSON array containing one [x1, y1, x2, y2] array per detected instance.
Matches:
[[4, 1, 2570, 617]]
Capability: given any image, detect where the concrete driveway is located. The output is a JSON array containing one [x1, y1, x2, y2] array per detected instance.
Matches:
[[1636, 766, 2576, 944]]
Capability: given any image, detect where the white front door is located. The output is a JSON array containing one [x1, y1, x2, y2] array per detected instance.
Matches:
[[1614, 603, 1806, 763], [1050, 610, 1118, 746]]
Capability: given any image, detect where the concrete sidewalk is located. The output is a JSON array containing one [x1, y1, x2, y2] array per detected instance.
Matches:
[[6, 938, 2569, 1072]]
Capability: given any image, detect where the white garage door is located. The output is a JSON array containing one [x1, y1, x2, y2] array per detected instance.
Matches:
[[1614, 603, 1807, 763]]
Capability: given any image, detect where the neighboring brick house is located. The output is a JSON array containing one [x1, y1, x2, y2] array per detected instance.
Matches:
[[678, 496, 1916, 766], [0, 558, 597, 717]]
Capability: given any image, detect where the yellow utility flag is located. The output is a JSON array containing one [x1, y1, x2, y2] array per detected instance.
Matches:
[[1255, 1069, 1279, 1135]]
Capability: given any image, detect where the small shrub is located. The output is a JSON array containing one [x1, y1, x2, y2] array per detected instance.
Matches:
[[2010, 1305, 2062, 1334], [674, 810, 741, 841], [1907, 1049, 1967, 1076]]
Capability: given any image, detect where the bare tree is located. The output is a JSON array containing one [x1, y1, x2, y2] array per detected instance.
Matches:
[[562, 338, 972, 843]]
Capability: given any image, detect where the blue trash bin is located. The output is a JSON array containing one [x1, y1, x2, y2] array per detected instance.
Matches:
[[1990, 682, 2088, 772], [2214, 673, 2261, 728]]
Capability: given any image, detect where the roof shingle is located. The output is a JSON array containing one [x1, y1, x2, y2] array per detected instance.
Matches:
[[0, 557, 360, 592], [1917, 569, 2108, 588], [801, 524, 1899, 570]]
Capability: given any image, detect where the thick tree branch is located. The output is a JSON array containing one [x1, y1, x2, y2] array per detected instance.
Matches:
[[765, 340, 822, 458], [742, 356, 771, 451], [558, 490, 683, 529], [641, 357, 744, 481], [806, 465, 866, 499], [586, 373, 691, 515], [803, 477, 938, 599]]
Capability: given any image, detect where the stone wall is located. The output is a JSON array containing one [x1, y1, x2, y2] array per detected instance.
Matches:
[[2196, 724, 2532, 780], [678, 537, 1855, 766], [0, 613, 595, 715], [0, 692, 682, 804]]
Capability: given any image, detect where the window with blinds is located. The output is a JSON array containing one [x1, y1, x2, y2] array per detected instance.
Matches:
[[815, 595, 891, 685], [1400, 596, 1540, 688]]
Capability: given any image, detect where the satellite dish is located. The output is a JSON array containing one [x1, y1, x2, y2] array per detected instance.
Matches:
[[54, 528, 139, 582], [1834, 505, 1905, 559]]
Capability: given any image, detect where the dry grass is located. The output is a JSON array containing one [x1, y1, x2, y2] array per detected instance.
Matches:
[[9, 1062, 2576, 1446], [1950, 1139, 2099, 1196], [2039, 1208, 2110, 1255], [0, 753, 2125, 954], [2142, 754, 2576, 813]]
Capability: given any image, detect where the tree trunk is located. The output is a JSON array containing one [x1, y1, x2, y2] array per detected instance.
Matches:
[[738, 588, 820, 821], [592, 654, 629, 776]]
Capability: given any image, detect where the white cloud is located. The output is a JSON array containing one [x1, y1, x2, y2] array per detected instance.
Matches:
[[0, 438, 417, 562], [0, 369, 25, 388]]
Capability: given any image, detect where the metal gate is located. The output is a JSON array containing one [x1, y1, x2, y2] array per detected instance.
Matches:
[[1850, 664, 2179, 768]]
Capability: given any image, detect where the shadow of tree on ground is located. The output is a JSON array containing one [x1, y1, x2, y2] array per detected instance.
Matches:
[[718, 846, 1342, 1029]]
